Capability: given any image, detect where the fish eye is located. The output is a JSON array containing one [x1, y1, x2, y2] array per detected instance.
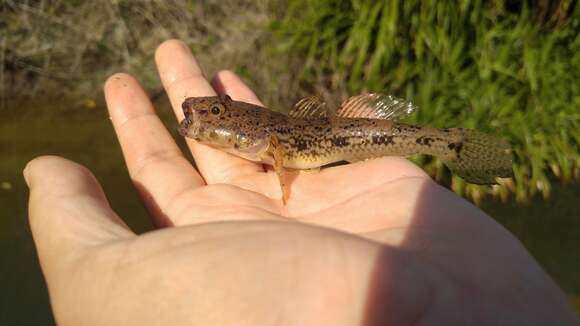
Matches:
[[210, 104, 224, 116]]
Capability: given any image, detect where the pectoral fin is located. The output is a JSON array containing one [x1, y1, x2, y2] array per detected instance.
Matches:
[[269, 135, 289, 204]]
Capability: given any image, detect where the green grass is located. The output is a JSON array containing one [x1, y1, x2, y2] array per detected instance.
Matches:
[[273, 0, 580, 202], [2, 0, 578, 202]]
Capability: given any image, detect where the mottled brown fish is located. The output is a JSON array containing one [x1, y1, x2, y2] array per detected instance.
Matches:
[[179, 94, 512, 203]]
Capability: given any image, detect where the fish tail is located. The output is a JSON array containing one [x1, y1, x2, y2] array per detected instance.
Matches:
[[441, 129, 513, 184]]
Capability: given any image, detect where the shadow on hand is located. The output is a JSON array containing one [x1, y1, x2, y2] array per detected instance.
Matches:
[[362, 179, 577, 325]]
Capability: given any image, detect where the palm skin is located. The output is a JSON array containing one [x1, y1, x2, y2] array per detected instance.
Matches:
[[24, 40, 578, 326]]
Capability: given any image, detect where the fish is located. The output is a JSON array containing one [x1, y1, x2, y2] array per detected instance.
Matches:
[[179, 94, 513, 203]]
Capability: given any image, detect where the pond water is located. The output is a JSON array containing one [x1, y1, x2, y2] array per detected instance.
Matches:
[[1, 98, 578, 324]]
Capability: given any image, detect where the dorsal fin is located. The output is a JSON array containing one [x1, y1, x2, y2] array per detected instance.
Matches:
[[289, 96, 327, 119], [336, 93, 417, 120]]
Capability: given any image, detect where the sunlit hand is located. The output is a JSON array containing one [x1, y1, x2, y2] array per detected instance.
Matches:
[[25, 40, 578, 325]]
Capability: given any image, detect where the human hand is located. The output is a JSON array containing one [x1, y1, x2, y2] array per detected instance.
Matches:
[[25, 40, 578, 325]]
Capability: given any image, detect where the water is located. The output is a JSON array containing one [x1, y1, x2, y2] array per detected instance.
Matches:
[[1, 99, 578, 324]]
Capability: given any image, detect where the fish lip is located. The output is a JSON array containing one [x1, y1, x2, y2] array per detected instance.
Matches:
[[178, 118, 195, 137], [178, 124, 189, 137], [182, 99, 192, 118]]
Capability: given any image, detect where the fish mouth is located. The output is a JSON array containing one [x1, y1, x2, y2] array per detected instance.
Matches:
[[178, 117, 199, 138], [182, 99, 193, 118], [179, 99, 201, 138]]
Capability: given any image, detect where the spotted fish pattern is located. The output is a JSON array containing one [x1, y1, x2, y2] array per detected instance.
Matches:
[[179, 94, 513, 194]]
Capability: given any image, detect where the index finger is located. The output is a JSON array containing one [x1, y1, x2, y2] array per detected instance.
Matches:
[[105, 73, 205, 226]]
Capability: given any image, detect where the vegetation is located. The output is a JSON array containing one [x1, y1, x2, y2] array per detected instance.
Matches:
[[1, 0, 578, 202], [273, 0, 580, 203], [0, 0, 297, 106]]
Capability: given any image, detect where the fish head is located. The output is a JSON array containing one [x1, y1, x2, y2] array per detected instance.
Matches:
[[179, 95, 268, 156], [180, 94, 228, 134], [179, 95, 237, 145]]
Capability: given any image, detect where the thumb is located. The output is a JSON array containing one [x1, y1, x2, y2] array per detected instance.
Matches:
[[24, 156, 134, 277]]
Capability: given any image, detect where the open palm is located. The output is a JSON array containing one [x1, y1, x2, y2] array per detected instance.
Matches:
[[100, 40, 431, 235], [25, 40, 577, 325]]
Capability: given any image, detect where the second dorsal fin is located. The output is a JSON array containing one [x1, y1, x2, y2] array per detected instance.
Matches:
[[336, 93, 417, 120], [289, 96, 327, 119]]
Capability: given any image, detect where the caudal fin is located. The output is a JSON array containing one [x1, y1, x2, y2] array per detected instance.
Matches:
[[442, 129, 513, 184]]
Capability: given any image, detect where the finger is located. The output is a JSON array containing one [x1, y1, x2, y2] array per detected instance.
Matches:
[[211, 70, 263, 106], [105, 73, 205, 226], [155, 40, 263, 184], [24, 156, 134, 277]]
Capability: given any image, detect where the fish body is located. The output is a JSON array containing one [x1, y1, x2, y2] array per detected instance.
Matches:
[[179, 94, 512, 201]]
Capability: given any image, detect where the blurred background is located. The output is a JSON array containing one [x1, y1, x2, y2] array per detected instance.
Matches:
[[1, 0, 578, 323]]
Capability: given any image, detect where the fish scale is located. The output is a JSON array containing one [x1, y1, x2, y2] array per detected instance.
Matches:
[[179, 94, 513, 202], [276, 119, 451, 169]]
